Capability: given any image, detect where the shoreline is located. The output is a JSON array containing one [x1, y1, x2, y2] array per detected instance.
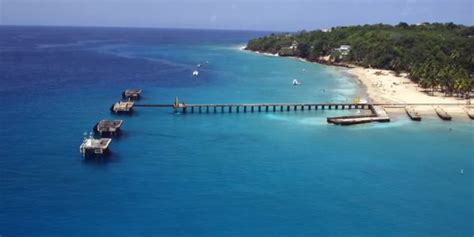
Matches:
[[346, 67, 472, 119], [241, 46, 473, 120]]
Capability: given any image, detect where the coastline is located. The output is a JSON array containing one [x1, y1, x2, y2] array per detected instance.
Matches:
[[346, 67, 472, 119], [241, 46, 473, 120]]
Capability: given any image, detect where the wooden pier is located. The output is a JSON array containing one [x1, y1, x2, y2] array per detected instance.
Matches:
[[405, 106, 421, 121], [170, 102, 371, 114], [93, 120, 123, 137], [435, 106, 452, 121], [122, 89, 142, 101], [80, 88, 472, 157], [111, 101, 134, 114], [133, 97, 472, 124]]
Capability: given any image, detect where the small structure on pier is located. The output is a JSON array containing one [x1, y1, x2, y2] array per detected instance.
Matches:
[[79, 133, 112, 157], [435, 107, 452, 121], [122, 89, 142, 100], [405, 106, 421, 121], [94, 120, 123, 137], [111, 101, 134, 114], [172, 97, 186, 111]]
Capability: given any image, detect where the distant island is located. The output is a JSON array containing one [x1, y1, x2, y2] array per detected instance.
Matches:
[[246, 23, 473, 98]]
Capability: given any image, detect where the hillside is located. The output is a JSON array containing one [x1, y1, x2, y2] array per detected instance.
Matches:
[[246, 23, 474, 96]]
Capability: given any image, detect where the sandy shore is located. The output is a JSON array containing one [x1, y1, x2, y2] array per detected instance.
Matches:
[[242, 46, 473, 119], [346, 67, 473, 118]]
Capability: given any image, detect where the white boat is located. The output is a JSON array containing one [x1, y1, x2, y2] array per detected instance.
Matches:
[[197, 64, 201, 68], [193, 70, 199, 77], [292, 79, 300, 86]]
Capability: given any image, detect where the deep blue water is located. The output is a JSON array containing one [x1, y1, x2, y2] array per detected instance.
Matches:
[[0, 26, 473, 237]]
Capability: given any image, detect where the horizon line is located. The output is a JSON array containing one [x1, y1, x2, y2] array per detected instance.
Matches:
[[0, 23, 281, 33], [1, 21, 471, 33]]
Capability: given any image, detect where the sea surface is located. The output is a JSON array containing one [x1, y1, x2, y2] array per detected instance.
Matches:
[[0, 26, 472, 237]]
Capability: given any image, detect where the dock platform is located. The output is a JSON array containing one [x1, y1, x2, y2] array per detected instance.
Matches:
[[80, 137, 112, 157], [327, 105, 390, 125], [94, 120, 123, 137], [465, 109, 474, 120], [435, 107, 452, 121], [405, 106, 421, 121], [122, 89, 142, 100], [111, 101, 134, 114]]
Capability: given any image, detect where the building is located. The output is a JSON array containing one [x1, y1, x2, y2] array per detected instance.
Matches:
[[289, 40, 299, 50], [334, 45, 351, 56]]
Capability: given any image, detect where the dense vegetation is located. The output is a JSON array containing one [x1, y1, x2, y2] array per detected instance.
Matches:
[[246, 23, 474, 97]]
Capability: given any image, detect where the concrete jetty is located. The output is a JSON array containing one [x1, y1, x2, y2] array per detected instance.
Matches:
[[405, 106, 421, 121], [111, 101, 134, 114], [435, 107, 452, 121], [371, 105, 390, 119], [122, 89, 142, 101], [94, 120, 123, 137], [327, 105, 390, 125], [465, 109, 474, 120]]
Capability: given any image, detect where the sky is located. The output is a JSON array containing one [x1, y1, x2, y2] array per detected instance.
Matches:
[[0, 0, 472, 31]]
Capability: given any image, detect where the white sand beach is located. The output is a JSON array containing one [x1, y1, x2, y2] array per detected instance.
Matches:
[[346, 67, 473, 118]]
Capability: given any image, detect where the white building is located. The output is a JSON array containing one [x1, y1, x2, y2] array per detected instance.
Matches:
[[335, 45, 351, 56], [289, 40, 299, 50]]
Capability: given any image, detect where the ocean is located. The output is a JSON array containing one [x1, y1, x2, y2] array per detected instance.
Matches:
[[0, 26, 472, 236]]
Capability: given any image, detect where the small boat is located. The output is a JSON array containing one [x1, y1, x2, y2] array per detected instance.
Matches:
[[302, 68, 306, 72], [193, 70, 199, 77], [197, 64, 201, 68], [292, 79, 301, 86]]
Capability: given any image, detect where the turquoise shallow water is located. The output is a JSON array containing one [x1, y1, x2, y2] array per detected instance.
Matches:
[[0, 26, 473, 236]]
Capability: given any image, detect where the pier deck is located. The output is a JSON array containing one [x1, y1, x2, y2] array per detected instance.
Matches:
[[166, 103, 372, 113], [132, 98, 468, 123], [94, 120, 123, 137], [465, 109, 474, 120], [326, 105, 390, 125], [111, 101, 134, 114], [405, 106, 422, 121], [79, 138, 112, 157], [326, 114, 388, 125], [123, 89, 142, 100], [435, 106, 452, 121]]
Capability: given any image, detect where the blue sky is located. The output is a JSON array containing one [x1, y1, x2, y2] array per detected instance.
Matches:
[[1, 0, 472, 31]]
